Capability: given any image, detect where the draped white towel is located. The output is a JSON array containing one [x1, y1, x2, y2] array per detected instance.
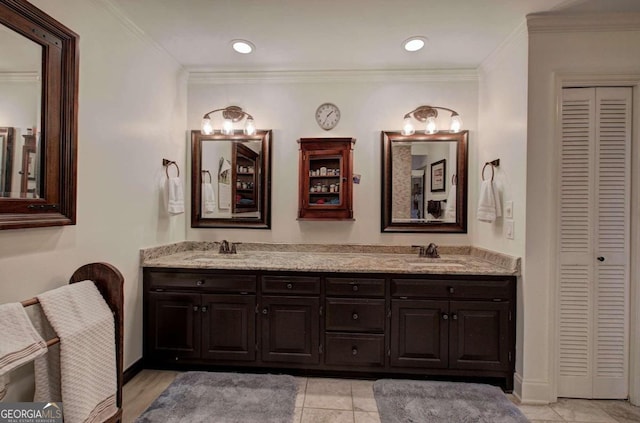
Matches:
[[477, 180, 502, 223], [0, 303, 47, 399], [202, 182, 216, 213], [34, 281, 117, 423], [167, 176, 184, 215], [444, 187, 456, 220]]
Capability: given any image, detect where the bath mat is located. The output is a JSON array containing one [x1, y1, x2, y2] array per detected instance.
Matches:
[[373, 379, 529, 423], [135, 371, 297, 423]]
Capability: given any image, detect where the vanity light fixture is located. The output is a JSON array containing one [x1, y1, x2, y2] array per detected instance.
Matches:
[[402, 36, 426, 52], [201, 106, 256, 136], [401, 105, 463, 135], [231, 39, 255, 54]]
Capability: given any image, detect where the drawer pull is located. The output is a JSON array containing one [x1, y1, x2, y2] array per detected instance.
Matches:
[[352, 284, 359, 292], [193, 306, 199, 312], [452, 313, 458, 320], [448, 286, 454, 294], [201, 306, 208, 313], [196, 280, 205, 286], [352, 347, 358, 356], [352, 313, 359, 320], [442, 313, 449, 320], [287, 283, 293, 289]]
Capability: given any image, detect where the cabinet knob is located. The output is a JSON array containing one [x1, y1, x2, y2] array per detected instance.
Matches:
[[452, 313, 458, 321], [196, 280, 204, 286], [448, 286, 455, 294], [262, 308, 268, 315], [287, 283, 293, 289], [597, 256, 605, 262], [193, 306, 199, 312], [352, 313, 359, 320], [352, 347, 358, 356], [352, 284, 359, 292], [442, 313, 449, 320], [201, 306, 208, 313]]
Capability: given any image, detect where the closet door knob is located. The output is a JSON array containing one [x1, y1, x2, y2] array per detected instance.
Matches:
[[597, 256, 605, 262]]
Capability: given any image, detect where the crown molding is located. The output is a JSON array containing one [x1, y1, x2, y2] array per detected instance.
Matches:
[[0, 72, 40, 82], [188, 68, 478, 85], [93, 0, 182, 67], [527, 12, 640, 33]]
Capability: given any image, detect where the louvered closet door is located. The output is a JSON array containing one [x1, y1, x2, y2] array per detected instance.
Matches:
[[558, 87, 631, 399]]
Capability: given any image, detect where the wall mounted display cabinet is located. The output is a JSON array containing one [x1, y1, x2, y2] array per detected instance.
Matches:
[[298, 138, 355, 220]]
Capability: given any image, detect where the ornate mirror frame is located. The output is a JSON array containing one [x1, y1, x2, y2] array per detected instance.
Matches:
[[191, 130, 272, 229], [381, 130, 468, 233], [0, 0, 79, 230]]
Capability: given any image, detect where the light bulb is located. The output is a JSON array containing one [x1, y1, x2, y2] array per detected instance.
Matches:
[[450, 114, 462, 132], [401, 117, 415, 135], [222, 118, 234, 135], [243, 117, 256, 135], [425, 116, 437, 134], [201, 117, 213, 135]]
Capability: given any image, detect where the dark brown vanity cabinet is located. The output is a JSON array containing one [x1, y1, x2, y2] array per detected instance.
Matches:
[[260, 275, 321, 364], [390, 277, 515, 385], [144, 270, 257, 365], [298, 138, 355, 220]]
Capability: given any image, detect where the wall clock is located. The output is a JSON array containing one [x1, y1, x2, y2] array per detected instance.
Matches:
[[315, 103, 341, 131]]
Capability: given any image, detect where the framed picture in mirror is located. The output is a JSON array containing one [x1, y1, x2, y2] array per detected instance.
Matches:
[[430, 159, 446, 192]]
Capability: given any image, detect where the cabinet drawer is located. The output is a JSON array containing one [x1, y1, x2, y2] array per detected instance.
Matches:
[[262, 275, 320, 295], [325, 298, 385, 332], [326, 277, 385, 297], [148, 272, 256, 293], [391, 278, 512, 300], [325, 333, 385, 367]]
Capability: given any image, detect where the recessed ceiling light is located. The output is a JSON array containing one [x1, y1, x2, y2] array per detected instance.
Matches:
[[403, 36, 427, 52], [231, 39, 255, 54]]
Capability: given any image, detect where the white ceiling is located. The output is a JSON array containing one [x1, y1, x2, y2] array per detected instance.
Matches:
[[110, 0, 586, 71]]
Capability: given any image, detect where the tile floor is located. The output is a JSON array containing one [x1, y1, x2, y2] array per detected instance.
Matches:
[[122, 369, 640, 423]]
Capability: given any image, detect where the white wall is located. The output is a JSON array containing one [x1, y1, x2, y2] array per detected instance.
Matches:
[[0, 0, 186, 400], [186, 74, 478, 246], [526, 14, 640, 403], [476, 24, 529, 399]]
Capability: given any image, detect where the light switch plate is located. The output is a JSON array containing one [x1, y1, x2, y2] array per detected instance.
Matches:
[[504, 201, 513, 219], [505, 219, 514, 240]]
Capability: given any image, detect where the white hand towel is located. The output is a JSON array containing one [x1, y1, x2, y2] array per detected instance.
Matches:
[[202, 182, 216, 213], [0, 302, 48, 399], [167, 177, 184, 215], [477, 180, 502, 223], [444, 187, 457, 220]]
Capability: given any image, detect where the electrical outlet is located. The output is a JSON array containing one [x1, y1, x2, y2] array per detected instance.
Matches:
[[504, 201, 513, 219], [505, 219, 514, 240]]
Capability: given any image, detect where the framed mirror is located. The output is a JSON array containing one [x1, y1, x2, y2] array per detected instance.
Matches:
[[191, 130, 272, 229], [0, 0, 79, 230], [381, 131, 468, 233]]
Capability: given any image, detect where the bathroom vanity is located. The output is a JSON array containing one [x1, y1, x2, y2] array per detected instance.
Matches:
[[142, 244, 519, 389]]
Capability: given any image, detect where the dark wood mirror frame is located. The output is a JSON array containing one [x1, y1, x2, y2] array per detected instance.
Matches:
[[381, 130, 468, 233], [191, 130, 272, 229], [0, 0, 78, 230]]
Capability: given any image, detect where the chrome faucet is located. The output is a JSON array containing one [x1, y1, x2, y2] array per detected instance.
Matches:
[[412, 243, 440, 258], [218, 240, 238, 254]]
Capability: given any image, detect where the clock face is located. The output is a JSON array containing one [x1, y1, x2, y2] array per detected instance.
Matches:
[[315, 103, 340, 130]]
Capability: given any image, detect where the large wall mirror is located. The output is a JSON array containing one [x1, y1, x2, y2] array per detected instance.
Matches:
[[381, 131, 468, 233], [0, 0, 79, 229], [191, 130, 272, 229]]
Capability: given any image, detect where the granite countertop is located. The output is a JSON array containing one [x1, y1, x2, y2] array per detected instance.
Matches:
[[141, 242, 520, 276]]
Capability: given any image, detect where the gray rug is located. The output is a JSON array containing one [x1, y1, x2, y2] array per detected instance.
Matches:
[[373, 379, 530, 423], [135, 371, 297, 423]]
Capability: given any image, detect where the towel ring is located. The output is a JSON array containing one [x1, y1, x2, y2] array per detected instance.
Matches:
[[163, 159, 180, 179], [202, 170, 212, 183], [481, 163, 494, 182]]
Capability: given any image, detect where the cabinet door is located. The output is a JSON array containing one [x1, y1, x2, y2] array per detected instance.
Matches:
[[261, 296, 320, 364], [449, 301, 510, 371], [390, 300, 448, 368], [201, 294, 256, 362], [147, 291, 201, 361]]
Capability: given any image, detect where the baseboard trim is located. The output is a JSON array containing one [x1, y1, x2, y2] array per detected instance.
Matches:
[[123, 358, 144, 385], [518, 375, 552, 404]]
